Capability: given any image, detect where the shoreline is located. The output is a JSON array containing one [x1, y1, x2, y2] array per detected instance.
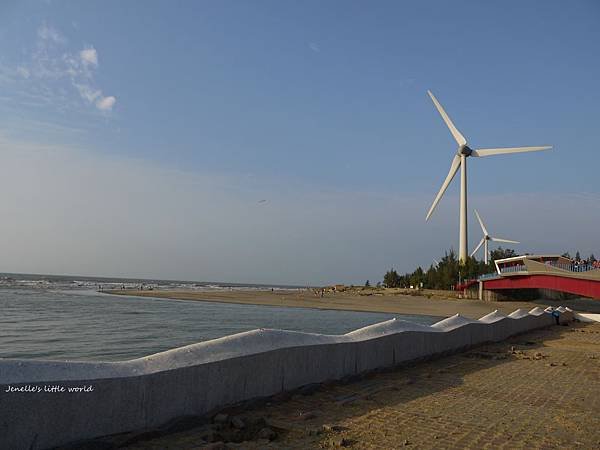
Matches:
[[103, 288, 549, 320]]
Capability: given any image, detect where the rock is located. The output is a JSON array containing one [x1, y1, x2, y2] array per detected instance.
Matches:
[[230, 416, 245, 430], [323, 424, 348, 432], [213, 413, 229, 424], [403, 439, 411, 446], [257, 427, 277, 441]]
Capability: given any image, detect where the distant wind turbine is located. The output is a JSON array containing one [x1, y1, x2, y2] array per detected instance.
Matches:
[[471, 210, 520, 264], [425, 90, 551, 263]]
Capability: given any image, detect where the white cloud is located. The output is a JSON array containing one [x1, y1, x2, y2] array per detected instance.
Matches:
[[63, 54, 81, 77], [37, 23, 65, 44], [74, 83, 116, 111], [74, 83, 101, 103], [5, 23, 117, 114], [80, 47, 98, 67], [96, 95, 116, 111]]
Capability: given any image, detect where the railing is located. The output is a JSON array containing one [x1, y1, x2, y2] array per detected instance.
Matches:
[[499, 264, 527, 274], [545, 261, 599, 273], [479, 272, 501, 281]]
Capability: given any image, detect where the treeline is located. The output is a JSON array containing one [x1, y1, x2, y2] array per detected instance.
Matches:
[[382, 247, 516, 289], [561, 251, 596, 263], [382, 248, 598, 290]]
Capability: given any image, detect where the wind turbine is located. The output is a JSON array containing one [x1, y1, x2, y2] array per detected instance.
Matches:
[[425, 91, 551, 263], [471, 210, 519, 264]]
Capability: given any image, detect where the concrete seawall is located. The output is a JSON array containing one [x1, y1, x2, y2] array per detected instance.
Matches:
[[0, 307, 573, 449]]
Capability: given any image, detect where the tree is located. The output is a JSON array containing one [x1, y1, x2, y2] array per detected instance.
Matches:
[[383, 269, 401, 288], [461, 256, 486, 281], [490, 247, 516, 263], [590, 254, 597, 263], [575, 251, 581, 262], [365, 280, 370, 287], [410, 266, 425, 287], [562, 252, 571, 259]]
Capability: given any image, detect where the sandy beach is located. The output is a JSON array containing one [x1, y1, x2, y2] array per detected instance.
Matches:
[[102, 287, 599, 320]]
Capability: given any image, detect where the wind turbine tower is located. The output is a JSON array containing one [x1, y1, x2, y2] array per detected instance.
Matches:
[[425, 91, 551, 263]]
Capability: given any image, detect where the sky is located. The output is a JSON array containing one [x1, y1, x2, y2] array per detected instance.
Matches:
[[0, 0, 599, 285]]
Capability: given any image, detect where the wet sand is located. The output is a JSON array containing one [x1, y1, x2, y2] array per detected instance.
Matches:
[[106, 288, 549, 320]]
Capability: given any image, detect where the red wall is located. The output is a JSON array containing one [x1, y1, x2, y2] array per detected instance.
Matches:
[[483, 274, 600, 300]]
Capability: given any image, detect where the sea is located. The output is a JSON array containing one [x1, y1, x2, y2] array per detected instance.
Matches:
[[0, 273, 441, 362]]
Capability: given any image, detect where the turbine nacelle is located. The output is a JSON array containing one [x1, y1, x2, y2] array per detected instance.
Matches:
[[458, 145, 473, 156]]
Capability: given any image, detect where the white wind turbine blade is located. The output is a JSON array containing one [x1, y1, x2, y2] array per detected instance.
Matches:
[[474, 209, 489, 236], [490, 237, 520, 244], [471, 146, 551, 157], [471, 237, 485, 257], [427, 91, 467, 146], [426, 154, 461, 221]]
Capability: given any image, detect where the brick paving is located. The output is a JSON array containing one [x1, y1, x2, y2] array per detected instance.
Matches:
[[124, 323, 600, 450]]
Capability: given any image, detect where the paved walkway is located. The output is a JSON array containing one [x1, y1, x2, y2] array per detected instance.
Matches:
[[122, 323, 600, 450]]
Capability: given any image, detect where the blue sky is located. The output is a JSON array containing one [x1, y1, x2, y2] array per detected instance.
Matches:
[[0, 1, 598, 285]]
